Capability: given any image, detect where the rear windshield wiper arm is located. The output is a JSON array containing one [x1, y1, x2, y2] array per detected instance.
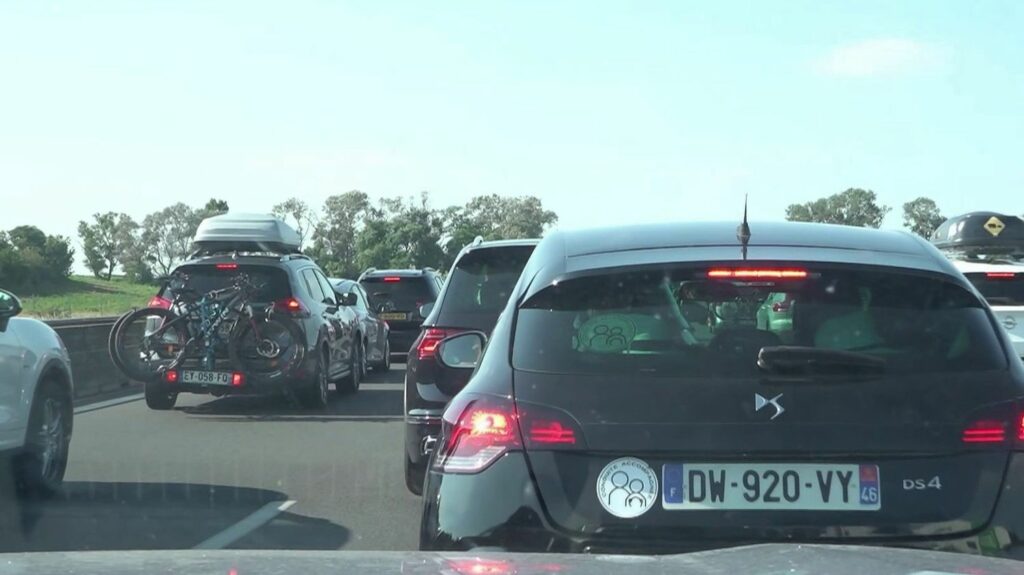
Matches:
[[757, 345, 887, 375]]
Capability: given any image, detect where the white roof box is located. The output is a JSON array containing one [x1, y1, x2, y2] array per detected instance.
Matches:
[[192, 213, 302, 254]]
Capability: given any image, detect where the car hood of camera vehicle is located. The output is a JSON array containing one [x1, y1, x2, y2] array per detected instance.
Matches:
[[3, 546, 1019, 575]]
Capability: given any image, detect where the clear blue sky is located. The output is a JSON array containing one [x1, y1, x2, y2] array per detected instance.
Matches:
[[1, 1, 1022, 262]]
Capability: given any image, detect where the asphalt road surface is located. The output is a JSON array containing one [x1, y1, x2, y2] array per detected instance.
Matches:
[[0, 364, 422, 552]]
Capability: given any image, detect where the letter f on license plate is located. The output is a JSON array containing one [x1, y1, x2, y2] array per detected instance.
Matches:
[[662, 463, 881, 511]]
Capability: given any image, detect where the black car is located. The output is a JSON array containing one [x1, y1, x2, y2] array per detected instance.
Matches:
[[142, 253, 363, 410], [403, 239, 538, 494], [331, 278, 391, 373], [420, 220, 1024, 559], [358, 268, 443, 358]]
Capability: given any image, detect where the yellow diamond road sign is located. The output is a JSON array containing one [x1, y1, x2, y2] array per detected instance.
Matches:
[[985, 216, 1006, 237]]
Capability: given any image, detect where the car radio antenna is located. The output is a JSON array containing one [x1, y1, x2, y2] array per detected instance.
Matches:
[[737, 194, 751, 260]]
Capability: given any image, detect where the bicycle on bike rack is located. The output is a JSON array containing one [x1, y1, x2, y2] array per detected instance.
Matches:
[[109, 271, 305, 384]]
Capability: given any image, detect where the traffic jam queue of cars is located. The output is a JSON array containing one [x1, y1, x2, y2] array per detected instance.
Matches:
[[10, 209, 1024, 561]]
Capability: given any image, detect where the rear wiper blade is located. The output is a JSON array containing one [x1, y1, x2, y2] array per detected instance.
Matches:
[[757, 345, 886, 375]]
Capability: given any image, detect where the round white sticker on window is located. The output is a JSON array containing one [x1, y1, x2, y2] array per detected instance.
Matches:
[[596, 457, 658, 518]]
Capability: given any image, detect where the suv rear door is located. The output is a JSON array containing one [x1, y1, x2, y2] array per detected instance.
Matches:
[[362, 275, 436, 330], [511, 262, 1016, 542]]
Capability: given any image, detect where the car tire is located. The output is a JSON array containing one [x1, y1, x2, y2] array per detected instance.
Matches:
[[144, 383, 178, 410], [335, 341, 362, 395], [298, 348, 330, 409], [17, 379, 72, 498], [404, 454, 425, 496], [372, 340, 391, 373]]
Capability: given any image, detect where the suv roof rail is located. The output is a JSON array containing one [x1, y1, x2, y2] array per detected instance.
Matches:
[[189, 248, 304, 260], [281, 254, 313, 262], [472, 235, 485, 246]]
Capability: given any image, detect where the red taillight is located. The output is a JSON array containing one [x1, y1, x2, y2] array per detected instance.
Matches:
[[963, 419, 1007, 444], [163, 370, 179, 383], [1017, 413, 1024, 442], [148, 296, 172, 309], [274, 297, 308, 316], [231, 372, 244, 387], [708, 268, 808, 279], [383, 276, 402, 282], [417, 328, 456, 360], [447, 559, 513, 575], [527, 420, 577, 445], [436, 396, 521, 473], [987, 272, 1016, 279], [216, 263, 239, 270]]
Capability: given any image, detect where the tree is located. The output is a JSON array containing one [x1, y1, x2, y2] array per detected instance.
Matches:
[[443, 194, 558, 265], [201, 198, 230, 216], [902, 197, 945, 238], [77, 212, 138, 279], [272, 197, 317, 246], [138, 203, 202, 277], [309, 191, 370, 277], [0, 226, 75, 292], [785, 188, 890, 228], [355, 193, 446, 272]]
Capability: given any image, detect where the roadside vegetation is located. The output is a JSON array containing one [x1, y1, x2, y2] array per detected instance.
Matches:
[[19, 275, 153, 319]]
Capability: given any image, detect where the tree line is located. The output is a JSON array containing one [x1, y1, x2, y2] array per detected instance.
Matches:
[[74, 192, 558, 283], [785, 188, 947, 238]]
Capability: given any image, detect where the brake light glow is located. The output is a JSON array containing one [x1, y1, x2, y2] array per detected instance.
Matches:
[[527, 420, 577, 445], [216, 263, 239, 270], [707, 268, 808, 279], [274, 297, 308, 316], [163, 370, 179, 383], [148, 296, 172, 309], [231, 372, 245, 387], [417, 328, 457, 360], [437, 398, 521, 473], [1017, 413, 1024, 442], [447, 559, 513, 575], [986, 272, 1016, 279], [962, 420, 1006, 444], [383, 276, 402, 282]]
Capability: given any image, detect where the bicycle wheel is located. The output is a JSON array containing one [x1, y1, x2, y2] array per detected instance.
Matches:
[[228, 316, 305, 379], [113, 307, 189, 381]]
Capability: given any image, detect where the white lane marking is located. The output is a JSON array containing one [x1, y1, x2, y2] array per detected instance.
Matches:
[[359, 383, 403, 391], [193, 499, 296, 550], [74, 393, 145, 415]]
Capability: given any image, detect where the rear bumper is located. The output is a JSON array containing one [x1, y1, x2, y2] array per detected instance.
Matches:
[[153, 352, 317, 396], [420, 453, 1024, 559], [389, 328, 421, 356]]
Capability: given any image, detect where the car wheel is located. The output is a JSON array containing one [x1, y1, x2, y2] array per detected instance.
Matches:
[[298, 348, 329, 409], [144, 383, 178, 410], [17, 379, 72, 498], [373, 339, 391, 373], [404, 453, 425, 496], [358, 339, 368, 379], [336, 341, 361, 395]]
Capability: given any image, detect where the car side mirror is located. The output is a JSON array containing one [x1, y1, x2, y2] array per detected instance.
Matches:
[[338, 292, 358, 306], [0, 289, 23, 332], [436, 331, 487, 370], [418, 302, 435, 319]]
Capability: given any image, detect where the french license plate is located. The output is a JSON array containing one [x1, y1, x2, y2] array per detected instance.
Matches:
[[662, 463, 880, 511], [181, 370, 232, 385], [379, 312, 408, 321]]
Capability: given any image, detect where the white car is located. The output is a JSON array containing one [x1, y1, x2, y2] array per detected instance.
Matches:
[[0, 289, 73, 496], [951, 259, 1024, 358]]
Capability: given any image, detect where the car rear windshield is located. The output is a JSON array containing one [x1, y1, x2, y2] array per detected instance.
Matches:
[[513, 265, 1005, 377], [436, 246, 535, 322], [964, 272, 1024, 306], [162, 264, 291, 302], [362, 276, 434, 312]]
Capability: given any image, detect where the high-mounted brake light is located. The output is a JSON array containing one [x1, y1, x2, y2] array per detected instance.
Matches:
[[148, 296, 172, 309], [986, 272, 1016, 279], [216, 263, 239, 270], [707, 268, 808, 279], [383, 276, 402, 282]]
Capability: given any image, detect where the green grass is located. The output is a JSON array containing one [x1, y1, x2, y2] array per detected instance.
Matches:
[[20, 275, 156, 319]]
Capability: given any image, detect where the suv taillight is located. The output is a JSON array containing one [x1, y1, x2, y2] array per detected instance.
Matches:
[[274, 297, 310, 317], [961, 403, 1024, 447], [416, 328, 460, 361], [148, 296, 172, 309], [434, 395, 586, 474]]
